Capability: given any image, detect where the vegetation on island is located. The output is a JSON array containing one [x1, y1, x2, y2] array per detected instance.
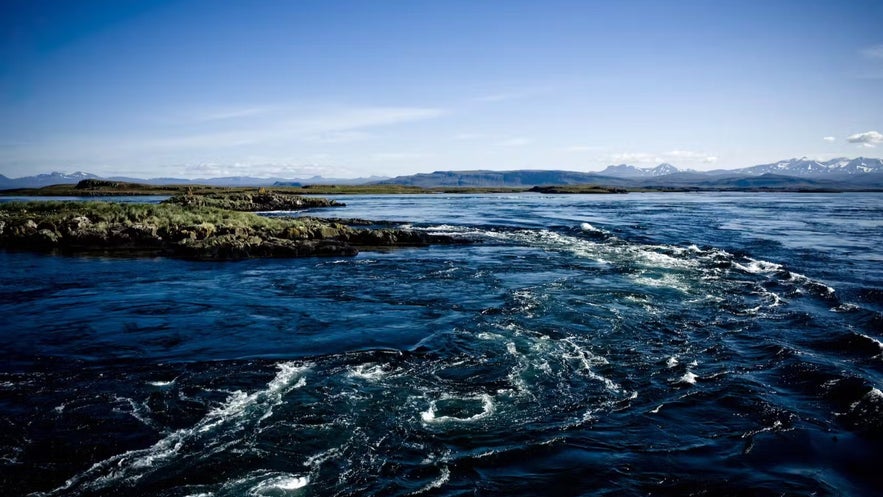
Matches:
[[0, 195, 463, 260], [162, 189, 344, 211]]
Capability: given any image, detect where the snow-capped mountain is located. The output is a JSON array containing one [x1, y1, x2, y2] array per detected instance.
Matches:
[[735, 157, 883, 176], [0, 171, 101, 189], [599, 163, 681, 178]]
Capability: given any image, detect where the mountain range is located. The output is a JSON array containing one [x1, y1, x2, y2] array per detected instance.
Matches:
[[595, 157, 883, 178], [0, 172, 388, 190], [378, 157, 883, 189], [2, 157, 882, 190]]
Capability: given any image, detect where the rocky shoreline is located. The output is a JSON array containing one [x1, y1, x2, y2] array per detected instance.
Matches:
[[162, 191, 344, 211], [0, 194, 464, 260]]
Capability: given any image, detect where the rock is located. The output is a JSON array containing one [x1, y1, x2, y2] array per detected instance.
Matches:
[[62, 216, 92, 236], [35, 229, 59, 245], [162, 192, 344, 212]]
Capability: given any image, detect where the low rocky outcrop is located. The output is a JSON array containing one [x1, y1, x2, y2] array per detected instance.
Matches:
[[163, 192, 343, 211], [0, 201, 463, 260]]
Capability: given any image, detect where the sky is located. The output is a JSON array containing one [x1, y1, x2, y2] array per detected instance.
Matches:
[[1, 0, 882, 179]]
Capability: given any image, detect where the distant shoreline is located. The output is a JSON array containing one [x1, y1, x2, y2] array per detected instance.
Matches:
[[2, 180, 881, 197]]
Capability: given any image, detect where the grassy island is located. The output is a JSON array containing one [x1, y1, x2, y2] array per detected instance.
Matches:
[[0, 194, 462, 260], [161, 191, 344, 211]]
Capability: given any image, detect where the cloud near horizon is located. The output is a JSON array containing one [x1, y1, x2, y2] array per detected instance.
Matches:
[[847, 130, 883, 147], [181, 162, 347, 179], [610, 150, 717, 165]]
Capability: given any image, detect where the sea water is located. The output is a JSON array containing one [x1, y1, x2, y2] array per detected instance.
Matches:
[[1, 192, 881, 496]]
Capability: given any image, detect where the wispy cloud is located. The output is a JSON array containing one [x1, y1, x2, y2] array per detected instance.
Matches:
[[664, 150, 717, 162], [302, 130, 372, 143], [371, 152, 429, 161], [563, 145, 603, 152], [610, 149, 717, 164], [823, 136, 836, 142], [611, 152, 660, 164], [453, 132, 488, 141], [496, 137, 533, 147], [847, 130, 883, 148], [292, 106, 447, 133], [475, 91, 531, 103], [181, 162, 344, 179], [473, 84, 556, 103], [194, 106, 275, 122], [861, 44, 883, 59], [2, 104, 448, 177], [126, 105, 448, 152]]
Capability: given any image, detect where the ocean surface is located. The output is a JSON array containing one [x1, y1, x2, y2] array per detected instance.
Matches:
[[1, 192, 882, 496]]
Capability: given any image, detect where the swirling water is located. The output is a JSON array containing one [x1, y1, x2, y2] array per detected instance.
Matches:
[[1, 192, 882, 496]]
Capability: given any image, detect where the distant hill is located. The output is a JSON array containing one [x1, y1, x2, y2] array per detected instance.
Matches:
[[376, 170, 634, 188], [0, 172, 386, 189]]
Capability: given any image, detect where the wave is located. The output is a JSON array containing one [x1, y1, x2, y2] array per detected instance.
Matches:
[[39, 362, 311, 496]]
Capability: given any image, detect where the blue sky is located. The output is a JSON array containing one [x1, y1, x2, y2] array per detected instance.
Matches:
[[1, 0, 881, 179]]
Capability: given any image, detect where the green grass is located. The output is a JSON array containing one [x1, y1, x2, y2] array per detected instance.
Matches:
[[0, 201, 288, 233]]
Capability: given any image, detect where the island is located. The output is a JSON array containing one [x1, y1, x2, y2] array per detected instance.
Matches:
[[0, 189, 463, 260]]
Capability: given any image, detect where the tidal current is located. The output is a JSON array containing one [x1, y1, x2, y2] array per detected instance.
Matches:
[[1, 192, 881, 496]]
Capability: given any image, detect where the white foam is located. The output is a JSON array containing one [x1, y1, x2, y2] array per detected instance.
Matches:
[[736, 258, 836, 297], [631, 273, 690, 293], [47, 362, 310, 495], [348, 364, 386, 381], [580, 222, 601, 233], [408, 466, 450, 495], [421, 394, 494, 424], [147, 380, 174, 387], [303, 446, 343, 469], [477, 331, 503, 340], [677, 371, 698, 385], [561, 338, 620, 393], [830, 303, 861, 312], [636, 248, 692, 269], [734, 258, 782, 274], [862, 334, 883, 351], [249, 474, 310, 494], [666, 357, 679, 368]]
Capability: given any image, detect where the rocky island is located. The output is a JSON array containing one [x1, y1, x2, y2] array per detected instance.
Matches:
[[0, 191, 462, 260], [161, 190, 345, 211]]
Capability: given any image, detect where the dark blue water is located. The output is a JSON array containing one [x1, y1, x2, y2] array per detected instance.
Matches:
[[2, 192, 882, 496]]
